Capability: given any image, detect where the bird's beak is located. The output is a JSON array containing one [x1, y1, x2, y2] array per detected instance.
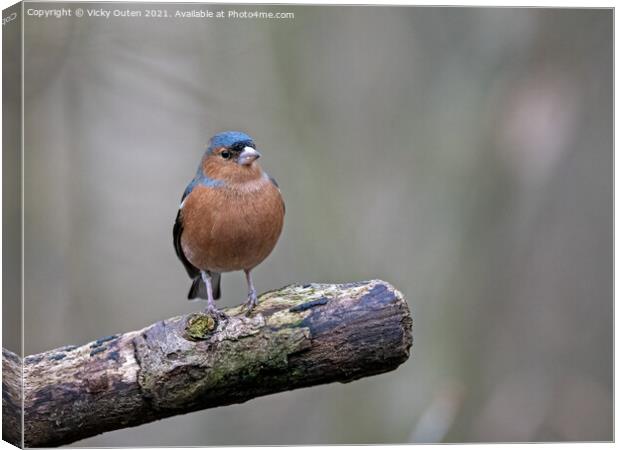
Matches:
[[238, 146, 261, 166]]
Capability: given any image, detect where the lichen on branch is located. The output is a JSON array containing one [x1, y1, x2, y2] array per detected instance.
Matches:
[[4, 279, 412, 447]]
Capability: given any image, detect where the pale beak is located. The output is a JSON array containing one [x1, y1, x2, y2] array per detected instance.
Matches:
[[238, 146, 261, 166]]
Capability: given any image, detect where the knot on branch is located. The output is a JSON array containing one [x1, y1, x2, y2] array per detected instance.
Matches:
[[134, 309, 310, 411], [184, 313, 217, 340]]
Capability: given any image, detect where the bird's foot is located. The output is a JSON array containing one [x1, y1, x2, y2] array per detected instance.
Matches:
[[204, 305, 228, 321], [242, 291, 259, 315]]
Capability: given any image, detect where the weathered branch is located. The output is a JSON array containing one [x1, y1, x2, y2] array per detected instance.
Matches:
[[2, 280, 413, 448]]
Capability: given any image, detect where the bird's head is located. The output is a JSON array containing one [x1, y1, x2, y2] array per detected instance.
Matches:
[[199, 131, 262, 183]]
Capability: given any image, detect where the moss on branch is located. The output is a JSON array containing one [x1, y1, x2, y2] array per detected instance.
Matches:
[[3, 279, 412, 447]]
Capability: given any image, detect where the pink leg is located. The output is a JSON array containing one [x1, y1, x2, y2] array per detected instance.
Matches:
[[244, 269, 258, 312], [201, 271, 227, 319]]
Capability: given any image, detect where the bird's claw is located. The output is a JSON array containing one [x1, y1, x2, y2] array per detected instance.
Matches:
[[242, 292, 258, 315], [204, 305, 228, 321]]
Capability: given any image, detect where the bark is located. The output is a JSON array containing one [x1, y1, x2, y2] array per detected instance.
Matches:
[[2, 279, 413, 448]]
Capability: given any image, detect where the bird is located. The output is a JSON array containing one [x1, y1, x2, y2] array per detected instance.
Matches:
[[173, 131, 285, 318]]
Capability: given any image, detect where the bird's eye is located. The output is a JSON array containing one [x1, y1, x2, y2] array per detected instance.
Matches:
[[221, 151, 231, 160]]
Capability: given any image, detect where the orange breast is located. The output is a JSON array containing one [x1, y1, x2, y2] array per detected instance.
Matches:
[[180, 179, 284, 273]]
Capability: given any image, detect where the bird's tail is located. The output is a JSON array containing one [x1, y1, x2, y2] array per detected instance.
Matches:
[[187, 273, 221, 300]]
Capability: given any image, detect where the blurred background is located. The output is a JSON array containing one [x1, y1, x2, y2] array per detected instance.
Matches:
[[17, 4, 612, 444]]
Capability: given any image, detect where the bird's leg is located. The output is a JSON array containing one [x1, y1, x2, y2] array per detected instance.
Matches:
[[243, 269, 258, 313], [201, 271, 227, 319]]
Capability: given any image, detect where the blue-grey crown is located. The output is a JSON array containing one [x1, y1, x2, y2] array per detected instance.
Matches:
[[208, 131, 254, 153]]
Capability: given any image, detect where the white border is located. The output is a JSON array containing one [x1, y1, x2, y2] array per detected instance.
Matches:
[[0, 2, 615, 450]]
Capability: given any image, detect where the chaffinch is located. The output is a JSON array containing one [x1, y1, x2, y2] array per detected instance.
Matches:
[[173, 131, 285, 317]]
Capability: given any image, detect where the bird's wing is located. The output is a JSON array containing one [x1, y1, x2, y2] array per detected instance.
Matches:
[[173, 182, 200, 279], [267, 174, 279, 188], [267, 173, 285, 214]]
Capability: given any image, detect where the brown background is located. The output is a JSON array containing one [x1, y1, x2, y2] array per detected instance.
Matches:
[[17, 4, 612, 445]]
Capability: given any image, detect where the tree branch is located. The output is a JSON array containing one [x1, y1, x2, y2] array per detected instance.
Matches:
[[2, 280, 413, 447]]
